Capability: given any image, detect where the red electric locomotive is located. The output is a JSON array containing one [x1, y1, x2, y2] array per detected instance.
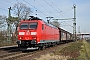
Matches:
[[17, 16, 60, 50]]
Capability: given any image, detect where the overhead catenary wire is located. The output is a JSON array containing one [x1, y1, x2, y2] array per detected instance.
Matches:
[[4, 0, 15, 13], [3, 0, 46, 19], [49, 0, 74, 19], [48, 0, 74, 29], [49, 0, 65, 17], [5, 0, 13, 5], [49, 0, 62, 12], [44, 0, 74, 21], [43, 0, 59, 13], [62, 21, 73, 27], [62, 7, 74, 14], [0, 0, 12, 12], [4, 0, 45, 18], [44, 0, 73, 29], [0, 1, 9, 7], [0, 8, 8, 16], [3, 0, 70, 19], [23, 0, 48, 16], [34, 0, 52, 16], [0, 8, 8, 12], [43, 0, 66, 18]]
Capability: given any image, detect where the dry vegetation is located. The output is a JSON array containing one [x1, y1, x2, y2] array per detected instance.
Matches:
[[35, 40, 90, 60], [54, 41, 83, 60]]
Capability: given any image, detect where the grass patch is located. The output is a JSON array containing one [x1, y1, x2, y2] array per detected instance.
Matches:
[[84, 40, 90, 59], [54, 41, 83, 60], [54, 40, 90, 60]]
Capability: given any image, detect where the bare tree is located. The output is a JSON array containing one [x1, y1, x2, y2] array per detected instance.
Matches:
[[0, 15, 7, 29], [12, 2, 32, 34], [0, 15, 7, 44], [12, 2, 32, 21]]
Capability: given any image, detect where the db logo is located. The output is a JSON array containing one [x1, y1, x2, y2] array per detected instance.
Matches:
[[26, 30, 30, 35]]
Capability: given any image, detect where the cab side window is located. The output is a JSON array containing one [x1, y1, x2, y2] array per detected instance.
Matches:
[[42, 24, 44, 30]]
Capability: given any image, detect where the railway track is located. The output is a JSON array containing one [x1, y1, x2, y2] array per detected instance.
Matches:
[[0, 49, 40, 60], [0, 45, 41, 60], [0, 52, 21, 59], [0, 42, 72, 60], [0, 47, 19, 54], [19, 43, 72, 60], [0, 46, 22, 60], [0, 52, 30, 60], [16, 43, 71, 60]]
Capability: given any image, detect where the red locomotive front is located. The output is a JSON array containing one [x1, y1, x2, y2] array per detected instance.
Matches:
[[17, 20, 41, 47], [19, 22, 38, 41]]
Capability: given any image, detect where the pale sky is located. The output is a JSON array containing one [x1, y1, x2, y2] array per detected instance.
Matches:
[[0, 0, 90, 34]]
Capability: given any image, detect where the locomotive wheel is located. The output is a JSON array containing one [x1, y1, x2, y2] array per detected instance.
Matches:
[[38, 45, 46, 50], [42, 45, 46, 50], [54, 42, 57, 46], [38, 47, 41, 50], [18, 44, 20, 48]]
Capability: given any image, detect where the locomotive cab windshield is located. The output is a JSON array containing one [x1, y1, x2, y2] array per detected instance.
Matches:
[[20, 23, 28, 29], [20, 22, 38, 30], [29, 22, 37, 29]]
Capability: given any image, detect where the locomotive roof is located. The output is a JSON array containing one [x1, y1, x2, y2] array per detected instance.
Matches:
[[21, 16, 58, 29], [29, 16, 42, 20], [43, 21, 58, 29]]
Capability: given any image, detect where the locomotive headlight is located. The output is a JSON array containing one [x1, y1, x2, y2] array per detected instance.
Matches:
[[19, 32, 25, 35], [31, 32, 37, 35]]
